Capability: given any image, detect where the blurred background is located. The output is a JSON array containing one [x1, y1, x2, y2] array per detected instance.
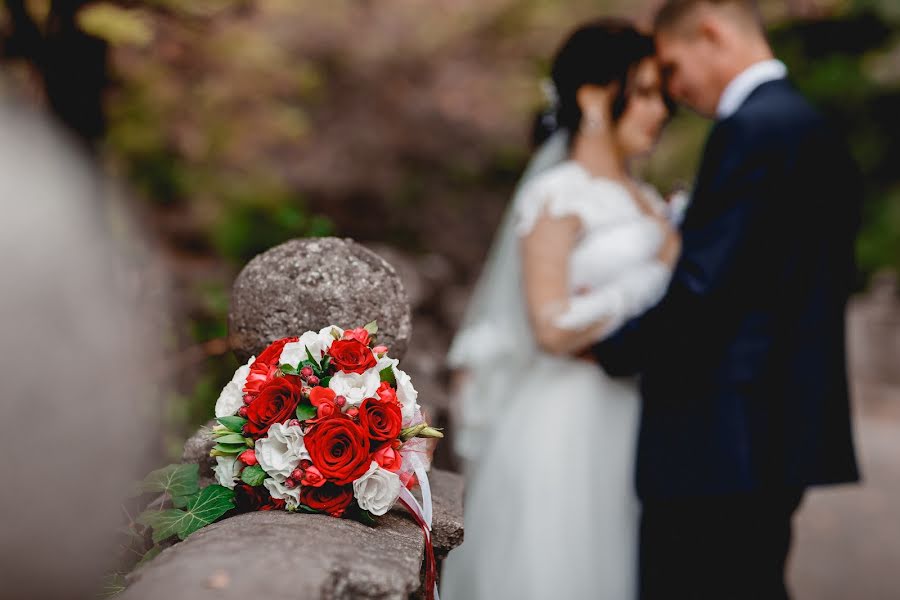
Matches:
[[0, 0, 897, 597]]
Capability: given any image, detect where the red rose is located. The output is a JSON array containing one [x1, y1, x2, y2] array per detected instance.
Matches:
[[244, 375, 304, 439], [375, 381, 398, 405], [359, 395, 402, 442], [328, 339, 377, 374], [372, 441, 403, 473], [316, 401, 340, 420], [300, 465, 326, 488], [309, 386, 336, 407], [234, 484, 285, 512], [299, 482, 354, 517], [342, 327, 371, 346], [243, 337, 299, 399], [304, 414, 371, 485]]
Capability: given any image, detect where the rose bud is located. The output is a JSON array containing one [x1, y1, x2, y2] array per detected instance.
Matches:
[[334, 395, 347, 407], [291, 467, 304, 480], [307, 375, 320, 386], [238, 406, 249, 418], [286, 419, 302, 428], [284, 478, 297, 489], [300, 366, 314, 379], [300, 465, 326, 488], [238, 449, 258, 466], [372, 345, 388, 355], [346, 407, 360, 419]]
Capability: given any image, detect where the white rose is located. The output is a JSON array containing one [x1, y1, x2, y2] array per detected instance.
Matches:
[[352, 461, 402, 516], [328, 368, 380, 407], [279, 326, 342, 367], [393, 366, 420, 425], [214, 356, 254, 418], [213, 455, 241, 489], [256, 423, 309, 482], [264, 477, 302, 510]]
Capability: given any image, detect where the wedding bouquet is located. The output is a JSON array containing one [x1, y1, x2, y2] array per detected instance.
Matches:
[[133, 322, 442, 597], [210, 322, 441, 519]]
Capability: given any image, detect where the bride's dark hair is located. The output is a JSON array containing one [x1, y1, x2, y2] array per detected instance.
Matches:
[[535, 18, 670, 144]]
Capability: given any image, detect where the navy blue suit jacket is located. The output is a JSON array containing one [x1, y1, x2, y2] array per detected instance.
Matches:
[[593, 79, 861, 500]]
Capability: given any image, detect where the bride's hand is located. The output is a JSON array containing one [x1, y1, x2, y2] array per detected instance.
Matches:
[[657, 222, 681, 267]]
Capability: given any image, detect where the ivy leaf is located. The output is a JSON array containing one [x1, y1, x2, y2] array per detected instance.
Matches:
[[379, 366, 396, 386], [213, 433, 249, 445], [216, 416, 247, 433], [171, 491, 194, 509], [296, 404, 317, 421], [134, 464, 199, 499], [136, 545, 162, 568], [240, 464, 266, 486], [99, 573, 127, 599], [138, 485, 235, 542]]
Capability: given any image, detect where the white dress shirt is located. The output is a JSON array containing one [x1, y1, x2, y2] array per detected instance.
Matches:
[[716, 59, 788, 119]]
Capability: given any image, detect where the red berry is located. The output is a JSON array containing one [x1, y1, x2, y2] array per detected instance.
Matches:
[[307, 375, 320, 386], [243, 394, 253, 405], [300, 366, 314, 378], [238, 406, 249, 418], [291, 468, 304, 480], [238, 449, 258, 466], [300, 459, 312, 469], [334, 395, 346, 407], [284, 478, 297, 489]]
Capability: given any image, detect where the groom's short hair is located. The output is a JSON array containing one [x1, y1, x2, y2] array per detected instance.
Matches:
[[654, 0, 764, 35]]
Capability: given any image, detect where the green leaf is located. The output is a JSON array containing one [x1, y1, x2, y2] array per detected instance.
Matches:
[[296, 404, 317, 421], [99, 573, 127, 599], [138, 485, 236, 542], [329, 327, 342, 340], [213, 433, 249, 445], [379, 366, 396, 386], [134, 464, 199, 499], [240, 464, 266, 486], [296, 504, 320, 514], [319, 376, 332, 388], [216, 416, 247, 433], [212, 443, 246, 455], [280, 364, 299, 375], [319, 356, 332, 372], [363, 320, 378, 335], [171, 492, 194, 509], [305, 346, 321, 370], [136, 544, 162, 568]]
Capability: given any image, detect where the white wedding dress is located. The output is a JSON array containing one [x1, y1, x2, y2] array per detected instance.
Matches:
[[440, 147, 674, 600]]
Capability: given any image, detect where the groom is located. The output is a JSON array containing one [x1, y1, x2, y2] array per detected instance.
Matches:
[[592, 1, 860, 598]]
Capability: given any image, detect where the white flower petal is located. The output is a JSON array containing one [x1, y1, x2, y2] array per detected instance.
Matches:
[[214, 356, 254, 418], [353, 461, 402, 516], [213, 455, 241, 489], [256, 423, 309, 482]]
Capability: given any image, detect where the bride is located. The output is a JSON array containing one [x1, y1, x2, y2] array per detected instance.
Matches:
[[440, 20, 681, 599]]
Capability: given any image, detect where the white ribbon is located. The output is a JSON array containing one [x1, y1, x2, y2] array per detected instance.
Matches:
[[397, 454, 439, 600]]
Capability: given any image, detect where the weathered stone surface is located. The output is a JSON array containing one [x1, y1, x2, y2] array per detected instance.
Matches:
[[229, 238, 412, 362], [122, 510, 425, 600]]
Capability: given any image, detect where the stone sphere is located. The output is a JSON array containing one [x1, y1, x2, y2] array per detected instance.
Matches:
[[229, 237, 412, 362]]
